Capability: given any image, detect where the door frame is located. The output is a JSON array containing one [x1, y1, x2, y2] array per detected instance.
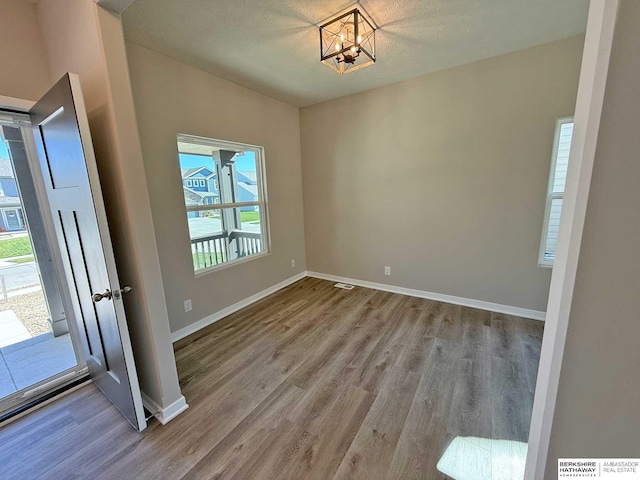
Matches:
[[0, 96, 33, 112], [0, 106, 88, 416]]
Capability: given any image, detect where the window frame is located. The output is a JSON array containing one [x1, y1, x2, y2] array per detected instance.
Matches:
[[538, 117, 574, 268], [177, 134, 271, 275]]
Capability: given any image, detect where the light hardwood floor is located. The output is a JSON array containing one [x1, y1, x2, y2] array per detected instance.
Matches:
[[0, 277, 543, 479]]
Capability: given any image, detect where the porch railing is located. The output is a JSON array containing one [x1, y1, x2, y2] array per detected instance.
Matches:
[[191, 230, 262, 270], [229, 230, 262, 258]]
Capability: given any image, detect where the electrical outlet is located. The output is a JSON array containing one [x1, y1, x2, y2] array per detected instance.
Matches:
[[290, 258, 296, 268], [184, 299, 192, 312], [384, 266, 391, 276]]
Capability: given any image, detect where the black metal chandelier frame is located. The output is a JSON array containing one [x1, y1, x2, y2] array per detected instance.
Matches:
[[319, 8, 376, 75]]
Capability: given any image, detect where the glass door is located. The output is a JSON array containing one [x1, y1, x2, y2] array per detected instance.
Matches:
[[0, 112, 86, 417]]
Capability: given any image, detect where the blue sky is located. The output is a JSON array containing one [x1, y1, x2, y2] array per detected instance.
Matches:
[[179, 151, 256, 172], [0, 142, 8, 159]]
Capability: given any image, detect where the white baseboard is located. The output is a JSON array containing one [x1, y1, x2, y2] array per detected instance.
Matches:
[[141, 391, 189, 425], [306, 271, 546, 321], [170, 271, 308, 343], [169, 270, 544, 347]]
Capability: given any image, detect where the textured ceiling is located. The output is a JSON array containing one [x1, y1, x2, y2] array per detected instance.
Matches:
[[122, 0, 589, 107]]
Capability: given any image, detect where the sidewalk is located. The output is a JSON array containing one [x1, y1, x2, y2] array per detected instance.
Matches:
[[0, 255, 40, 295], [0, 232, 28, 241], [0, 253, 34, 268]]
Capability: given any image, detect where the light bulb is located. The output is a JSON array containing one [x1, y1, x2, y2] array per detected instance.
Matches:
[[335, 43, 340, 51], [340, 34, 344, 43], [350, 46, 357, 53], [357, 35, 362, 43]]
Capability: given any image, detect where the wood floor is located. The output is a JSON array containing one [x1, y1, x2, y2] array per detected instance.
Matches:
[[0, 278, 543, 480]]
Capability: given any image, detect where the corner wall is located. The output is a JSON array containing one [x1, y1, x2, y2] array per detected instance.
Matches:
[[125, 42, 307, 334], [300, 36, 584, 313]]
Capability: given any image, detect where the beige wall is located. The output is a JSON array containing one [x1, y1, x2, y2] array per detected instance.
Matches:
[[36, 0, 184, 412], [125, 42, 306, 334], [300, 36, 584, 313], [546, 1, 640, 475], [0, 0, 51, 100]]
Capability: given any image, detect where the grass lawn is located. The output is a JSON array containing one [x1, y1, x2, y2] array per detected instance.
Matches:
[[240, 211, 260, 223], [0, 237, 33, 259], [7, 256, 34, 264], [193, 252, 224, 269], [197, 211, 259, 223]]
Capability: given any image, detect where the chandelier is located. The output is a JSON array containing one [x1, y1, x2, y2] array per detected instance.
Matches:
[[319, 8, 376, 75]]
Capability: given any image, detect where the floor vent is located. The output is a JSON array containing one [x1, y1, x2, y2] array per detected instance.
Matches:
[[334, 283, 355, 290]]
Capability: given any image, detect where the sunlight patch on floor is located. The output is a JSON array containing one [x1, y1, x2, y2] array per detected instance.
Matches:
[[437, 436, 528, 480]]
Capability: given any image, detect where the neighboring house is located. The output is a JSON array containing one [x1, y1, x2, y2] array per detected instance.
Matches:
[[0, 157, 25, 232], [182, 166, 219, 218], [183, 187, 205, 219], [237, 183, 258, 211], [181, 167, 258, 213], [181, 166, 218, 203]]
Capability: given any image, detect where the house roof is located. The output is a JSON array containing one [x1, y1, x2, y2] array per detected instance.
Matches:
[[0, 158, 14, 178], [183, 187, 204, 206], [181, 167, 200, 177], [237, 170, 257, 184], [238, 183, 258, 198], [182, 166, 215, 179]]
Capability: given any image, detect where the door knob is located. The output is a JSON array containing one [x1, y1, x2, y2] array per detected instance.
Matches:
[[113, 285, 133, 300], [92, 289, 112, 303]]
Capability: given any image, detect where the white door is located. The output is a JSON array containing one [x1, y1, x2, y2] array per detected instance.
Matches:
[[29, 73, 146, 431]]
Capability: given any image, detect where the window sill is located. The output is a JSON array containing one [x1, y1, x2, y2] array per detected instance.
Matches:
[[194, 250, 271, 277]]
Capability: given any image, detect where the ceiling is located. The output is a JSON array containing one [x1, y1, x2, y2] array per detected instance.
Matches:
[[122, 0, 589, 107]]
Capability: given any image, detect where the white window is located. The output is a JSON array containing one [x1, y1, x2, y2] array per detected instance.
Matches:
[[186, 179, 192, 187], [539, 117, 573, 267], [177, 134, 269, 273]]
